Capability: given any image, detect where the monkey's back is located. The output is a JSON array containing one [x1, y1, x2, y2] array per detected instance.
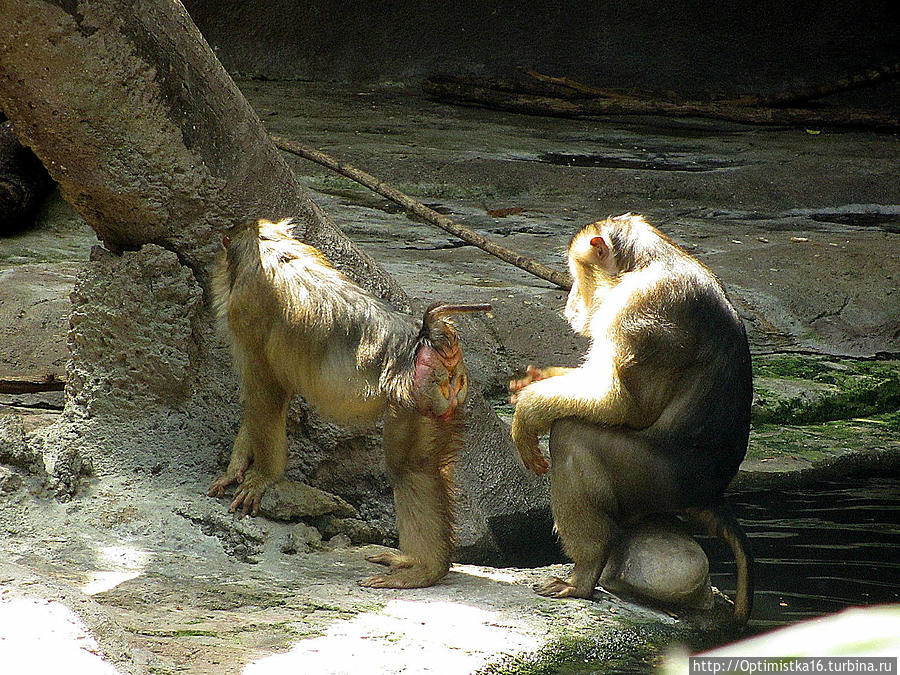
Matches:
[[218, 226, 421, 428], [657, 266, 751, 503], [610, 256, 752, 504]]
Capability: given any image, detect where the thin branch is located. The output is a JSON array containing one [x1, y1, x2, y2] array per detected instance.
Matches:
[[721, 62, 900, 107], [522, 69, 644, 100], [272, 135, 572, 290], [422, 76, 900, 131]]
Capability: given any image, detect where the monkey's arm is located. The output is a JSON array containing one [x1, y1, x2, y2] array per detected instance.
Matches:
[[510, 366, 638, 475]]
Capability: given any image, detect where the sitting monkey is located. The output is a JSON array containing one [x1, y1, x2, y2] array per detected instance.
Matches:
[[510, 213, 753, 624], [211, 218, 489, 588]]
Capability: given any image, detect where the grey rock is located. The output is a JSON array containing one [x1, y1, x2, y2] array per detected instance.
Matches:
[[259, 479, 358, 521], [0, 465, 23, 493], [601, 515, 714, 610], [319, 516, 384, 545], [282, 522, 324, 554]]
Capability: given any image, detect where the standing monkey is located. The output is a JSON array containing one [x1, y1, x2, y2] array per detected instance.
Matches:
[[210, 218, 489, 588], [509, 214, 753, 624]]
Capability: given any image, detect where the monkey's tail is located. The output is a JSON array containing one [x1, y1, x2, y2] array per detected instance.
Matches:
[[685, 505, 754, 627], [423, 303, 492, 323], [420, 303, 492, 346]]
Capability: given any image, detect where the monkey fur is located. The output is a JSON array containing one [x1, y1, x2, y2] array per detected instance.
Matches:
[[211, 218, 489, 588], [510, 214, 754, 624]]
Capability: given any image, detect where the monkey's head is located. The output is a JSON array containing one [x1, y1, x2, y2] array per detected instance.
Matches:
[[565, 219, 620, 336]]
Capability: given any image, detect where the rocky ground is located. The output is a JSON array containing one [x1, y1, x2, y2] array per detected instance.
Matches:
[[0, 81, 897, 674]]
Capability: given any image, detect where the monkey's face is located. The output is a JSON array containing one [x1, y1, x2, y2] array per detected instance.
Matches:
[[564, 284, 592, 337], [565, 223, 617, 337], [412, 342, 467, 421]]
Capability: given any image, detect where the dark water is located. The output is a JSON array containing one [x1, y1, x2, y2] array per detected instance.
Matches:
[[702, 476, 900, 632]]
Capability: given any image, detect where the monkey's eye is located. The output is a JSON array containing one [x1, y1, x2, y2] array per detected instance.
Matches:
[[222, 235, 231, 249]]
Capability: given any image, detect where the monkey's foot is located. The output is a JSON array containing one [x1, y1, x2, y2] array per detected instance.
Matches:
[[228, 469, 276, 516], [208, 470, 243, 498], [358, 565, 448, 589], [365, 550, 414, 569], [533, 576, 591, 598]]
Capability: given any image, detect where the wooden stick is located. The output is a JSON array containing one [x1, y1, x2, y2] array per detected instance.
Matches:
[[522, 69, 644, 100], [272, 135, 572, 290], [422, 77, 900, 131], [721, 62, 900, 107]]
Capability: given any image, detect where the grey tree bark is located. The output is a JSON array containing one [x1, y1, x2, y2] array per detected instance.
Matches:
[[0, 0, 548, 561]]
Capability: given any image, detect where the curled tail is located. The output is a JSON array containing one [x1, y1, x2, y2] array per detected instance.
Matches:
[[685, 505, 754, 627], [420, 303, 492, 353]]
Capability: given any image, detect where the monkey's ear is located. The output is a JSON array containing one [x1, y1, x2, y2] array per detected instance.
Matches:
[[589, 235, 610, 260]]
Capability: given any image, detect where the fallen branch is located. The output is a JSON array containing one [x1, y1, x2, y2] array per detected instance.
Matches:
[[422, 76, 900, 131], [272, 135, 572, 290], [522, 69, 645, 100], [0, 375, 65, 394], [522, 64, 900, 108], [721, 62, 900, 107]]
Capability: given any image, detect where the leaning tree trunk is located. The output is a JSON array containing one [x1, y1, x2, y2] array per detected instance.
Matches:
[[0, 0, 547, 561]]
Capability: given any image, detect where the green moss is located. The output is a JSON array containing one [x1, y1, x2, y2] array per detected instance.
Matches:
[[752, 356, 900, 425], [748, 412, 900, 462], [173, 629, 220, 638], [476, 622, 705, 675]]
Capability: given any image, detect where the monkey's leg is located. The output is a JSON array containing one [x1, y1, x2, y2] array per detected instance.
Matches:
[[536, 497, 613, 599], [208, 425, 253, 497], [360, 409, 454, 588], [534, 420, 615, 599], [213, 364, 290, 516]]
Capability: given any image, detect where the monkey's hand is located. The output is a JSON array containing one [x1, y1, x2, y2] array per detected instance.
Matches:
[[228, 468, 276, 516], [511, 415, 550, 476], [509, 365, 546, 404], [509, 366, 575, 404]]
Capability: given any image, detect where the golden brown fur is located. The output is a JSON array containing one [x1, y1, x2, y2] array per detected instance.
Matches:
[[211, 218, 488, 588], [510, 214, 753, 624]]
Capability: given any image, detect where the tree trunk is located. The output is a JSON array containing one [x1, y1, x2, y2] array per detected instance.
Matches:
[[0, 0, 402, 300], [0, 0, 548, 560]]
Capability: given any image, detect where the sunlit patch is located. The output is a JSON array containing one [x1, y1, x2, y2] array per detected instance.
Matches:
[[243, 599, 540, 674], [0, 598, 120, 674], [81, 545, 150, 595], [453, 564, 519, 584]]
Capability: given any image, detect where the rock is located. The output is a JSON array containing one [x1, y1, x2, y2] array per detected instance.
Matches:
[[258, 479, 357, 521], [319, 516, 384, 545], [67, 245, 203, 415], [0, 465, 23, 493], [282, 522, 324, 554], [0, 412, 38, 475], [326, 533, 352, 549], [176, 502, 266, 563], [601, 515, 714, 610], [0, 121, 53, 234], [0, 263, 78, 383]]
